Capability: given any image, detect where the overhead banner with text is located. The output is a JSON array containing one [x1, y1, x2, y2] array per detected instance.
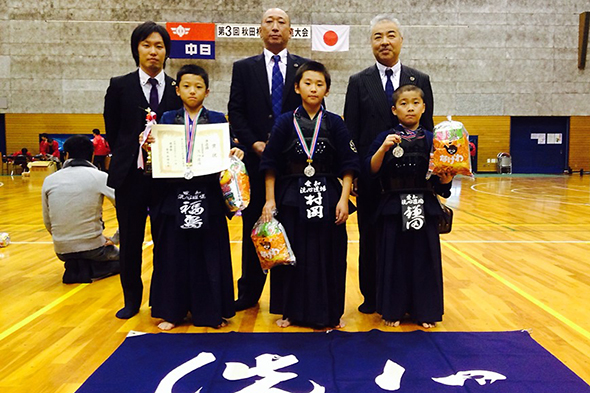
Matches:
[[166, 23, 216, 59]]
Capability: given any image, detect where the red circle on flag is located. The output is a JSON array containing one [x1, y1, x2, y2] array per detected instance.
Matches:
[[323, 30, 338, 46]]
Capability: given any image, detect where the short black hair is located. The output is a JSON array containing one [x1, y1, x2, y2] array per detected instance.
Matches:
[[40, 133, 49, 139], [63, 135, 94, 161], [294, 61, 331, 91], [176, 64, 209, 89], [21, 148, 28, 155], [92, 129, 100, 135], [130, 21, 171, 67], [392, 84, 424, 107]]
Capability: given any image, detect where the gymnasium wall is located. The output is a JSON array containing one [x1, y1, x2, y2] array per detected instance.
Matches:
[[1, 2, 589, 171], [0, 1, 588, 116]]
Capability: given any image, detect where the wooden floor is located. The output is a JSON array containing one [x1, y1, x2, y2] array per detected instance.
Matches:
[[0, 173, 589, 392]]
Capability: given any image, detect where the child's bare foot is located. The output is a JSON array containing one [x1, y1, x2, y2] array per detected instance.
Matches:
[[276, 318, 291, 328], [383, 319, 400, 327], [157, 321, 175, 331], [335, 319, 346, 328], [421, 322, 436, 329], [215, 319, 229, 329]]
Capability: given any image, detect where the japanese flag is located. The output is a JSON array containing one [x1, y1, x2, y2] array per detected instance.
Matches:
[[311, 25, 350, 52]]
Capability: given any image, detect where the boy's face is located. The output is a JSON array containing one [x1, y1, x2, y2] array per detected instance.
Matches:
[[138, 32, 166, 76], [371, 21, 403, 67], [176, 74, 209, 111], [294, 70, 329, 107], [392, 90, 425, 129]]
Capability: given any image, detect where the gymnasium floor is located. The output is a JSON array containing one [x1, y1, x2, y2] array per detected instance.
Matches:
[[0, 173, 589, 392]]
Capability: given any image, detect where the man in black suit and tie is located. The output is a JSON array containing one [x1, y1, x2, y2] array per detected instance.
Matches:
[[104, 21, 181, 319], [344, 14, 434, 314], [229, 8, 308, 311]]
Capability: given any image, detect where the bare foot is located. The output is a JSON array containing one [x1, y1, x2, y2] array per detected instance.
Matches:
[[215, 319, 229, 329], [421, 322, 436, 329], [276, 318, 291, 328], [158, 321, 175, 331], [383, 319, 400, 327], [334, 319, 346, 329]]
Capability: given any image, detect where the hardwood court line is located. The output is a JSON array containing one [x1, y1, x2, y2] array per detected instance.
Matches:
[[445, 240, 590, 244], [470, 183, 590, 207], [0, 284, 89, 342], [0, 241, 154, 342], [442, 241, 590, 341]]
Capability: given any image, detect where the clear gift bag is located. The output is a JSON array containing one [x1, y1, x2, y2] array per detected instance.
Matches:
[[427, 116, 473, 179], [251, 216, 296, 272], [219, 155, 251, 213]]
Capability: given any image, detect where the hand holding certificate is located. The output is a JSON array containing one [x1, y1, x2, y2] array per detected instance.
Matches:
[[150, 123, 231, 179]]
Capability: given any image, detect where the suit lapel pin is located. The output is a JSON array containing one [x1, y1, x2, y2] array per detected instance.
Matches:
[[294, 63, 299, 68], [410, 76, 415, 81], [172, 81, 176, 86]]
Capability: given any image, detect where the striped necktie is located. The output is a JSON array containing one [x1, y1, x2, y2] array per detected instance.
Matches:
[[271, 55, 284, 119]]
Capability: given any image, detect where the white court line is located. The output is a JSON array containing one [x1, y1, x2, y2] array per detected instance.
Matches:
[[470, 182, 590, 207], [442, 240, 590, 244]]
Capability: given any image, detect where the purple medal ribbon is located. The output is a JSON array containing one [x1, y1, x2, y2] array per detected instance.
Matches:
[[184, 108, 202, 179], [292, 107, 323, 177]]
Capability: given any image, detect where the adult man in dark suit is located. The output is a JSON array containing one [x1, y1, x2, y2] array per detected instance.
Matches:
[[229, 8, 308, 311], [344, 14, 434, 314], [104, 21, 181, 319]]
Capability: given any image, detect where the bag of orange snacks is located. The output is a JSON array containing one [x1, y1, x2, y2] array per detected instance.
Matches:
[[219, 155, 250, 213], [251, 216, 296, 272], [427, 116, 473, 179]]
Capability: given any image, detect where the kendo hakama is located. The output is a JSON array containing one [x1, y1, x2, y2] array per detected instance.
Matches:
[[365, 125, 451, 324], [149, 176, 235, 327], [260, 109, 359, 328]]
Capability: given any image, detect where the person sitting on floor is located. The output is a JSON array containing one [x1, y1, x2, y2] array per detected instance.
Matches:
[[42, 135, 120, 284]]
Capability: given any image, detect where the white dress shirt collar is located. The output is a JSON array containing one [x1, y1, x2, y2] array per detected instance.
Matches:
[[376, 60, 402, 90]]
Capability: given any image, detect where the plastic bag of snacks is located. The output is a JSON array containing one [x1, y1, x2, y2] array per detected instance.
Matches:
[[0, 232, 11, 248], [251, 216, 296, 271], [427, 116, 473, 179], [219, 155, 251, 213]]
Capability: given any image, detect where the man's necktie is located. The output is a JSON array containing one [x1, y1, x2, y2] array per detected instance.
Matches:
[[271, 55, 283, 119], [148, 78, 159, 112], [385, 68, 394, 108]]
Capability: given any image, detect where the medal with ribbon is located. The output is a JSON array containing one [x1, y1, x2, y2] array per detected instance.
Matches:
[[293, 107, 323, 177], [183, 108, 202, 180]]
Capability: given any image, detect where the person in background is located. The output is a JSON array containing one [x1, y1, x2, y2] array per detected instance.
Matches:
[[228, 8, 310, 311], [42, 135, 120, 284], [39, 133, 61, 161], [11, 148, 32, 172], [92, 129, 110, 172]]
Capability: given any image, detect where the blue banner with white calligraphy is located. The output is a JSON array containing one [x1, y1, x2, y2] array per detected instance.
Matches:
[[76, 330, 590, 392]]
